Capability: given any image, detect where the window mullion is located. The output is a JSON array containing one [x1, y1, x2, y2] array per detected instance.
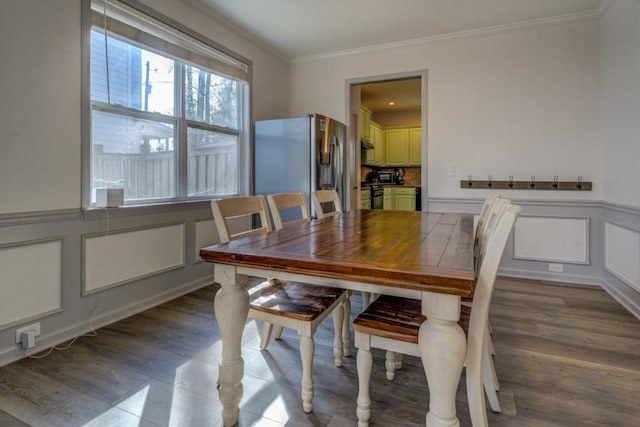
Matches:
[[176, 62, 188, 200], [185, 120, 240, 136]]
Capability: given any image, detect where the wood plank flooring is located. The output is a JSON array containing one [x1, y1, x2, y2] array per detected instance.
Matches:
[[0, 277, 639, 426]]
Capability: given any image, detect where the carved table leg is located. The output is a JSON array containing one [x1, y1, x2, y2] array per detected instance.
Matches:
[[214, 264, 249, 427], [419, 292, 466, 427]]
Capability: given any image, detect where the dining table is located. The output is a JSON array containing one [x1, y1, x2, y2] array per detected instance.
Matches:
[[200, 208, 475, 427]]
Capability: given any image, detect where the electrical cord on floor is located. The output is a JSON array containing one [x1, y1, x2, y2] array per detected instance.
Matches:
[[28, 208, 110, 359]]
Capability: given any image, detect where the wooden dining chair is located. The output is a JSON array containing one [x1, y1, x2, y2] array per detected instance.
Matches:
[[384, 196, 511, 385], [266, 192, 350, 357], [311, 189, 375, 351], [210, 195, 348, 413], [311, 189, 342, 219], [353, 202, 521, 427]]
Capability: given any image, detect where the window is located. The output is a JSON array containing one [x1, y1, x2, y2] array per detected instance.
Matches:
[[84, 0, 249, 207]]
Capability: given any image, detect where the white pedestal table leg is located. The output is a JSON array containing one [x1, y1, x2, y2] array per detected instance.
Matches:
[[214, 264, 250, 427], [419, 292, 466, 427]]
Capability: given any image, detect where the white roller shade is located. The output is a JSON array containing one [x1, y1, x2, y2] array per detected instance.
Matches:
[[91, 0, 249, 82]]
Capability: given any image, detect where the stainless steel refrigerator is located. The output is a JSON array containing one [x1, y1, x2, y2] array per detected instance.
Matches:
[[254, 114, 345, 218]]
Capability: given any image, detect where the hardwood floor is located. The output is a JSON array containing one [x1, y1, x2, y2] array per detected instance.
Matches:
[[1, 278, 639, 426]]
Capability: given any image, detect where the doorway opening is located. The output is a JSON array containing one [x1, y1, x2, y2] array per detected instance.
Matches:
[[347, 71, 427, 211]]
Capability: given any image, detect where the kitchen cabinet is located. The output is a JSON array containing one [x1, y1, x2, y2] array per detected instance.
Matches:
[[408, 127, 422, 166], [360, 189, 371, 209], [360, 106, 371, 144], [363, 122, 385, 166], [383, 187, 393, 210], [394, 187, 416, 211], [382, 187, 416, 211], [385, 128, 408, 166], [364, 125, 422, 167], [385, 126, 422, 166]]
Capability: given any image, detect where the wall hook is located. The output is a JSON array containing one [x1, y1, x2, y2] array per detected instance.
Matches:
[[508, 175, 514, 189], [468, 175, 473, 187], [577, 175, 583, 190], [487, 175, 493, 188], [553, 175, 559, 189], [530, 175, 536, 189]]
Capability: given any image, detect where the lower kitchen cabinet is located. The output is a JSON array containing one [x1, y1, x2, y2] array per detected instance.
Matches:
[[383, 187, 393, 210], [394, 188, 416, 211], [383, 187, 416, 211], [360, 190, 371, 209]]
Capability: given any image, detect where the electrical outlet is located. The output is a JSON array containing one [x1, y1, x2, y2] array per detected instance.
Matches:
[[15, 322, 41, 344], [548, 263, 563, 273]]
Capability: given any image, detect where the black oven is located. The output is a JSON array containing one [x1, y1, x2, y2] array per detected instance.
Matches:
[[372, 186, 384, 209]]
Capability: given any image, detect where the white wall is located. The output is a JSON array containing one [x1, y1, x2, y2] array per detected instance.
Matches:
[[0, 0, 81, 213], [0, 0, 289, 366], [0, 0, 290, 215], [601, 0, 640, 209], [290, 19, 602, 201]]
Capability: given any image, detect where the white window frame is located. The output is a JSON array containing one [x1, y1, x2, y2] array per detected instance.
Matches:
[[81, 0, 252, 209]]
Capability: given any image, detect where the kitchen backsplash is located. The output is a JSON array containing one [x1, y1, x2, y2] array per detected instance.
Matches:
[[361, 166, 422, 186]]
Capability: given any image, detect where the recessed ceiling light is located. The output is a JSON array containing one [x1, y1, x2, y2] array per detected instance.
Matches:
[[388, 101, 395, 106]]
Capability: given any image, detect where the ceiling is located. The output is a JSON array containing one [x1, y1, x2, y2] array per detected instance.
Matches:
[[181, 0, 604, 114], [360, 79, 422, 114], [182, 0, 604, 59]]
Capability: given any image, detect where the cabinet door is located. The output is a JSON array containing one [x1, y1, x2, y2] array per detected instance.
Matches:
[[363, 122, 381, 166], [385, 129, 408, 165], [395, 193, 416, 211], [360, 107, 371, 141], [373, 125, 385, 165], [360, 195, 371, 209], [408, 127, 422, 166], [395, 188, 416, 211], [383, 187, 393, 210]]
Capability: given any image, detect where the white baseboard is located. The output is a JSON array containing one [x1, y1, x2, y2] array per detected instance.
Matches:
[[0, 275, 214, 368], [601, 277, 640, 320], [499, 267, 601, 287]]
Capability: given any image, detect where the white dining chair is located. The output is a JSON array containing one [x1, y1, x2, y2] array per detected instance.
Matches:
[[310, 189, 380, 351], [387, 195, 506, 378], [210, 195, 348, 413], [311, 189, 342, 219], [266, 192, 350, 359], [310, 189, 356, 353], [353, 202, 521, 427]]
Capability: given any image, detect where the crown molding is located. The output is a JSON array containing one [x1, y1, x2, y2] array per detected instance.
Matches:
[[292, 7, 604, 64], [598, 0, 615, 17]]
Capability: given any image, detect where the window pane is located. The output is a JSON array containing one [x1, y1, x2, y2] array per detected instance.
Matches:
[[185, 65, 238, 129], [90, 29, 175, 115], [92, 110, 176, 202], [188, 127, 238, 196]]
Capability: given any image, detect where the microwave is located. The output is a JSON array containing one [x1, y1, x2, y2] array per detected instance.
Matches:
[[377, 172, 395, 184]]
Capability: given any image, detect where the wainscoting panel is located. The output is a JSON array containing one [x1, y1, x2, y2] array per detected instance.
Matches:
[[194, 219, 218, 263], [83, 223, 185, 293], [0, 239, 62, 328], [513, 216, 589, 264], [605, 222, 640, 292]]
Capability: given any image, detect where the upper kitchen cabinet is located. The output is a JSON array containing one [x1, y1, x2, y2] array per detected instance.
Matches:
[[363, 122, 386, 166], [385, 128, 409, 166], [384, 126, 421, 166], [360, 106, 371, 146], [408, 127, 422, 166]]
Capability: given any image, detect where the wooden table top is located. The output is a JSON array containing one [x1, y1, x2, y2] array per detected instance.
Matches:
[[200, 209, 475, 296]]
